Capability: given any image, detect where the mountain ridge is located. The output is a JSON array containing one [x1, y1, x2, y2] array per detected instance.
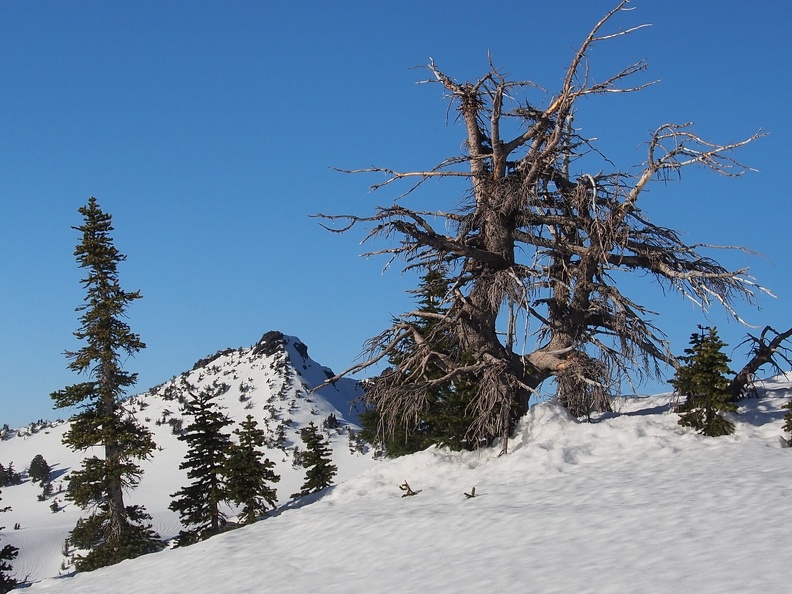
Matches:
[[0, 330, 375, 581]]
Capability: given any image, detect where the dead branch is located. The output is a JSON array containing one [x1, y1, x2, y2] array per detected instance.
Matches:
[[317, 1, 765, 444], [399, 480, 421, 497], [729, 326, 792, 400]]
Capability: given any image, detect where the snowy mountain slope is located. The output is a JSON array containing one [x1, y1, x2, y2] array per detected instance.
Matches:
[[0, 331, 374, 582], [14, 374, 792, 593]]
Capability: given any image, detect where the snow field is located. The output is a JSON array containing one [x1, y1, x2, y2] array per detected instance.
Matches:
[[19, 379, 792, 593]]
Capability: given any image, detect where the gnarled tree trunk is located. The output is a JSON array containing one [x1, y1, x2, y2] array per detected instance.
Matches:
[[318, 1, 765, 448]]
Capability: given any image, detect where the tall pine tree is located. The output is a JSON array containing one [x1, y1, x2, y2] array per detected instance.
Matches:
[[294, 422, 337, 497], [671, 326, 737, 437], [0, 488, 18, 594], [51, 197, 160, 571], [169, 383, 232, 545], [225, 415, 280, 525], [361, 267, 477, 456]]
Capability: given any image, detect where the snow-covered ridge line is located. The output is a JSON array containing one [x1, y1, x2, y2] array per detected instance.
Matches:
[[0, 331, 374, 582]]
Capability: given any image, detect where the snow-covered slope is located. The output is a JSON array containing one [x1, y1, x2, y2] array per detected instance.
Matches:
[[0, 331, 374, 582], [5, 368, 792, 592]]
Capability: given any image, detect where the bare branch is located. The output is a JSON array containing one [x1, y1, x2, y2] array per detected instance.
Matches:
[[318, 2, 766, 443]]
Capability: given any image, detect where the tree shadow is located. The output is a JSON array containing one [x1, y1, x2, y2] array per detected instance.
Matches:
[[269, 485, 337, 518], [48, 464, 69, 482]]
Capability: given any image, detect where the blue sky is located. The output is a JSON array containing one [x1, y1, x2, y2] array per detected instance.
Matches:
[[2, 1, 790, 427]]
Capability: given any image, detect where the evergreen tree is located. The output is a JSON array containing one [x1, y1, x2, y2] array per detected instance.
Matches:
[[0, 489, 18, 593], [28, 454, 51, 484], [293, 422, 337, 497], [38, 481, 54, 502], [50, 197, 161, 570], [0, 464, 20, 488], [169, 384, 232, 545], [671, 326, 737, 437], [225, 415, 280, 525], [782, 401, 792, 447], [361, 267, 477, 456]]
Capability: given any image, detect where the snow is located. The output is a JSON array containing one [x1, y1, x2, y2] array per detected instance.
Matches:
[[3, 349, 792, 592], [0, 333, 373, 584]]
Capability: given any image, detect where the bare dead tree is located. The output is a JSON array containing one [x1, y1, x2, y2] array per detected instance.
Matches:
[[317, 1, 766, 449], [729, 326, 792, 400]]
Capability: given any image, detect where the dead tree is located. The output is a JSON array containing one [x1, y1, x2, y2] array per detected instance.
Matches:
[[399, 481, 420, 497], [729, 326, 792, 400], [317, 2, 765, 449]]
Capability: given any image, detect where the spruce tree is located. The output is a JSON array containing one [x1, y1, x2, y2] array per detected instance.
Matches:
[[28, 454, 51, 484], [0, 489, 18, 594], [671, 326, 737, 437], [225, 415, 280, 525], [361, 267, 477, 456], [169, 384, 232, 545], [294, 422, 337, 497], [50, 197, 160, 570]]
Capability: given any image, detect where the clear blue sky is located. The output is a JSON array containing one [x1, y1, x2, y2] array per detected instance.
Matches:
[[2, 1, 790, 427]]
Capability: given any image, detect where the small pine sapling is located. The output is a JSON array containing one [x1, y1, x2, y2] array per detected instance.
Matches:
[[782, 401, 792, 447], [37, 482, 54, 502], [671, 326, 737, 437]]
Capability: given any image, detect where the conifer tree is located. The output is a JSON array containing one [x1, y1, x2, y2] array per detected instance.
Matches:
[[0, 489, 17, 594], [361, 267, 477, 455], [169, 384, 232, 545], [0, 465, 20, 488], [294, 422, 337, 497], [28, 454, 51, 484], [782, 401, 792, 447], [50, 197, 160, 571], [225, 415, 280, 525], [671, 326, 737, 437]]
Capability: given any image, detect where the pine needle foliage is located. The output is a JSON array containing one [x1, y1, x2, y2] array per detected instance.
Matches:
[[361, 267, 478, 456], [0, 489, 18, 594], [225, 415, 280, 525], [294, 422, 337, 497], [169, 384, 232, 546], [50, 197, 161, 571], [671, 326, 737, 437]]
